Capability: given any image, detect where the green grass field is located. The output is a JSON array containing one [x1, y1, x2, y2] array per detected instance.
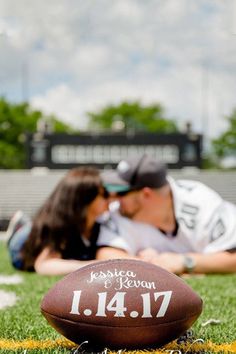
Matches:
[[0, 240, 236, 354]]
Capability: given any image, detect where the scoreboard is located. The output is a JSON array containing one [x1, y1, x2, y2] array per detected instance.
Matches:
[[26, 132, 202, 169]]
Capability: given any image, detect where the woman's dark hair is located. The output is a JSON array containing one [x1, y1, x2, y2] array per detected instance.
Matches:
[[21, 167, 103, 270]]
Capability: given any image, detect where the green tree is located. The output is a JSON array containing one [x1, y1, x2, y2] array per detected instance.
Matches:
[[212, 109, 236, 158], [87, 100, 178, 133], [0, 97, 76, 169]]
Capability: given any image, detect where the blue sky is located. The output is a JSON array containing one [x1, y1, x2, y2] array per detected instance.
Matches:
[[0, 0, 236, 139]]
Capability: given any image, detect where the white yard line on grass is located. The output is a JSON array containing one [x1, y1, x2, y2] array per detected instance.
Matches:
[[0, 274, 23, 284], [0, 290, 18, 309], [0, 275, 23, 309]]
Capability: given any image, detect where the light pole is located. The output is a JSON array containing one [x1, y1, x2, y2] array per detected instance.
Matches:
[[201, 62, 210, 152], [21, 59, 29, 102]]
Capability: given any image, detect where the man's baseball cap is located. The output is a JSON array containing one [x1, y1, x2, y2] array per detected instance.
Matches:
[[102, 154, 167, 193]]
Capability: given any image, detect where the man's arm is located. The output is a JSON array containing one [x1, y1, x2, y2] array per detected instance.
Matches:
[[143, 251, 236, 274], [187, 251, 236, 274], [97, 246, 236, 274]]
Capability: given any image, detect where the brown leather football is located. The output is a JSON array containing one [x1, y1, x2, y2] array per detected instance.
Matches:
[[41, 259, 203, 350]]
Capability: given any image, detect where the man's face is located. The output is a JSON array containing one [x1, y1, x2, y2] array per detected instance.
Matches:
[[117, 189, 144, 218]]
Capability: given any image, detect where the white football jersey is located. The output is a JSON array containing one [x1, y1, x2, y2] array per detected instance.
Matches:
[[97, 177, 236, 254]]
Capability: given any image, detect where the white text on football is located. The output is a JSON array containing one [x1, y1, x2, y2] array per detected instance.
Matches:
[[70, 291, 172, 318]]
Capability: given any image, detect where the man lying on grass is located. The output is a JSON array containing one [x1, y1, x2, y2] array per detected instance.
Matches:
[[98, 154, 236, 275]]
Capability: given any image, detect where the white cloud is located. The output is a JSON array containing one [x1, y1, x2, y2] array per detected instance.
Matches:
[[32, 84, 89, 129], [0, 0, 235, 139]]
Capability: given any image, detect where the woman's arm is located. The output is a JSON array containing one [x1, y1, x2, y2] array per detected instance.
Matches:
[[96, 246, 138, 260], [34, 247, 97, 276]]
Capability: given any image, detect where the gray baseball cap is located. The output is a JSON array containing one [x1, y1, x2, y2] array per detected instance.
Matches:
[[102, 154, 167, 193]]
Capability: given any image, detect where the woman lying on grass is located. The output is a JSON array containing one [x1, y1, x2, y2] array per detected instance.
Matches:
[[8, 167, 109, 275]]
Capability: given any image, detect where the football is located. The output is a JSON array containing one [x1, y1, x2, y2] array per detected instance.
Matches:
[[41, 259, 203, 350]]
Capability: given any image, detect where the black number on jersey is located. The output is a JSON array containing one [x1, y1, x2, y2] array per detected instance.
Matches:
[[210, 218, 226, 242], [175, 181, 196, 192], [178, 203, 199, 230], [103, 217, 120, 235]]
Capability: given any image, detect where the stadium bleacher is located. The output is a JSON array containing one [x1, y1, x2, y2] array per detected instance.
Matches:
[[1, 169, 236, 230]]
